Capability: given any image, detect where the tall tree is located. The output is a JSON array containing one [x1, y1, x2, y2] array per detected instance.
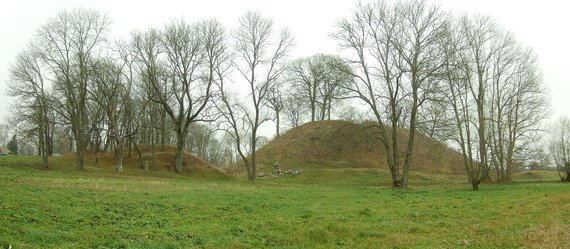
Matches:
[[36, 8, 110, 170], [219, 11, 293, 181], [134, 19, 226, 172], [333, 0, 448, 188], [440, 14, 547, 189], [8, 48, 53, 168], [487, 44, 548, 182]]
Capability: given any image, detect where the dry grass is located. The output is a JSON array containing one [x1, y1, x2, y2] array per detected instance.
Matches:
[[523, 224, 570, 249]]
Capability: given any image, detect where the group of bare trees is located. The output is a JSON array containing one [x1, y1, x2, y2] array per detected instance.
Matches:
[[287, 54, 353, 123], [8, 9, 110, 170], [334, 0, 451, 188], [131, 19, 227, 172], [6, 8, 307, 180], [7, 2, 554, 187], [7, 9, 231, 172], [334, 0, 548, 189], [442, 15, 548, 189]]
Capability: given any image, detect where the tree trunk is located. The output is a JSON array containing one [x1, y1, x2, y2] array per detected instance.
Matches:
[[559, 162, 570, 182], [114, 138, 124, 172], [39, 126, 49, 169], [401, 91, 419, 189], [319, 101, 327, 121], [390, 103, 401, 188], [327, 100, 332, 120], [392, 178, 404, 188], [275, 111, 280, 137], [243, 160, 253, 181], [47, 125, 54, 156], [249, 130, 257, 181], [310, 102, 316, 122], [69, 133, 74, 153], [152, 136, 156, 170], [76, 148, 85, 170], [471, 180, 480, 191], [388, 149, 403, 188], [133, 141, 146, 169], [161, 111, 166, 151], [250, 149, 257, 182], [42, 153, 49, 170], [504, 163, 512, 182], [175, 131, 185, 173], [75, 127, 86, 170]]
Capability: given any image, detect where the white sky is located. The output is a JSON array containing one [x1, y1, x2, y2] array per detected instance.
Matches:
[[1, 0, 569, 125]]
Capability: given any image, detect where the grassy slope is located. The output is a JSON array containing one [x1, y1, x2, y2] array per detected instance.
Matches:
[[1, 156, 569, 248], [100, 145, 229, 178], [253, 120, 465, 175]]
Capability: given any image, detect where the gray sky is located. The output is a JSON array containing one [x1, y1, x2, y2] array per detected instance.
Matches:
[[1, 0, 569, 125]]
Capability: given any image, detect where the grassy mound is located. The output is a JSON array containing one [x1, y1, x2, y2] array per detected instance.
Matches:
[[117, 145, 228, 178], [0, 145, 229, 179], [254, 120, 465, 175]]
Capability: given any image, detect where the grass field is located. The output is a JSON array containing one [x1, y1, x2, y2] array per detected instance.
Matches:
[[1, 156, 569, 248]]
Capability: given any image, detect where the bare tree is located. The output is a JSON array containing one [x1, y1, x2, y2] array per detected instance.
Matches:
[[440, 14, 547, 189], [36, 8, 110, 170], [8, 48, 53, 168], [488, 44, 548, 182], [549, 117, 570, 181], [133, 19, 226, 173], [219, 11, 293, 181], [333, 0, 448, 188], [158, 19, 205, 173]]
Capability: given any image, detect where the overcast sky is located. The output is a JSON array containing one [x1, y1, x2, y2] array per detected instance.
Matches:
[[1, 0, 569, 125]]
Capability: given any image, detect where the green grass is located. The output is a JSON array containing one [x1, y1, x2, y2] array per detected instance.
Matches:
[[0, 156, 569, 248]]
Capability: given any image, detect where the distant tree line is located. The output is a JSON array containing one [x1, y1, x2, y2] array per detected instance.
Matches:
[[6, 0, 562, 189]]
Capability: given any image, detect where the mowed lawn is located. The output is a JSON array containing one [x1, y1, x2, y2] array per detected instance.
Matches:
[[1, 157, 569, 248]]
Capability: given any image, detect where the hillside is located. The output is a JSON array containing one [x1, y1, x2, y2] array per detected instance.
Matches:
[[254, 120, 465, 175]]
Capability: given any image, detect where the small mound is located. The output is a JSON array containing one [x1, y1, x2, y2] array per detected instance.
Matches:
[[512, 170, 561, 181], [255, 120, 465, 174], [90, 145, 229, 178]]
